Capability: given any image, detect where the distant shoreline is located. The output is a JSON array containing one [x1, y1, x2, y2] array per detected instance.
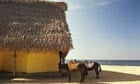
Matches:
[[66, 59, 140, 66]]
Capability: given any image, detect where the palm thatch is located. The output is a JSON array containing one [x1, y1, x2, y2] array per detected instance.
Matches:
[[0, 0, 73, 55]]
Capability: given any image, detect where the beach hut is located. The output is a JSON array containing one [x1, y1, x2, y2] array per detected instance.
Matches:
[[0, 0, 73, 76]]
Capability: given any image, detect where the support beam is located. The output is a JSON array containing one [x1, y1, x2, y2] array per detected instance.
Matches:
[[12, 48, 17, 78]]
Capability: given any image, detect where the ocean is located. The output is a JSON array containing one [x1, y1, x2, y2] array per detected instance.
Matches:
[[66, 60, 140, 66], [93, 60, 140, 66]]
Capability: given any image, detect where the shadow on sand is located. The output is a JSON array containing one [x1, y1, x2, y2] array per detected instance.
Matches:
[[0, 70, 140, 84], [85, 70, 140, 84]]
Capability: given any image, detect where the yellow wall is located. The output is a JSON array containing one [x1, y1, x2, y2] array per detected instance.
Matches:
[[0, 52, 3, 70], [2, 50, 13, 72], [27, 51, 59, 73], [0, 50, 59, 73], [2, 50, 28, 72], [16, 51, 28, 72]]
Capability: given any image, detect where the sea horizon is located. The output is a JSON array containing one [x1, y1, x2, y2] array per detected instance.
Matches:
[[66, 59, 140, 66]]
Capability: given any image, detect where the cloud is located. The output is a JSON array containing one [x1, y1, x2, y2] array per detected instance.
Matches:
[[44, 0, 66, 2], [67, 0, 123, 11], [68, 2, 96, 11], [68, 3, 82, 10], [96, 0, 122, 6], [96, 1, 111, 6]]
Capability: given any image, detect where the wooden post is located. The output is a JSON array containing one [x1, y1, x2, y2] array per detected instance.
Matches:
[[12, 48, 17, 78]]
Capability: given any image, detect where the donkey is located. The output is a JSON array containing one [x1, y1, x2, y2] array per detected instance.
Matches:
[[84, 61, 102, 79], [58, 61, 88, 82]]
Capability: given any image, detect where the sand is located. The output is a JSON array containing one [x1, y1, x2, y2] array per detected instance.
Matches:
[[99, 65, 140, 84], [0, 65, 140, 84]]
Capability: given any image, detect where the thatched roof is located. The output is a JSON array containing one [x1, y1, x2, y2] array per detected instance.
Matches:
[[0, 0, 73, 55]]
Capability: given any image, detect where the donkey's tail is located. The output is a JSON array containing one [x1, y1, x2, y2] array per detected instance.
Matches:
[[98, 64, 102, 72]]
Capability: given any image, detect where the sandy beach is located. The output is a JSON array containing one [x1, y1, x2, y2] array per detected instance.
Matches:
[[0, 65, 140, 84], [99, 65, 140, 84]]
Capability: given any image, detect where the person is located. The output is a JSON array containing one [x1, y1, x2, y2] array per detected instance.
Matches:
[[59, 51, 65, 64], [58, 51, 66, 73]]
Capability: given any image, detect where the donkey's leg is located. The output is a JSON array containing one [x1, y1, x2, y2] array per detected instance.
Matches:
[[84, 67, 88, 79], [80, 69, 85, 82], [68, 69, 71, 82], [95, 67, 99, 79], [85, 67, 88, 76], [80, 65, 88, 83]]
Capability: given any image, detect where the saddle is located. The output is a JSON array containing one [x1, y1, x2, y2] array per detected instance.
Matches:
[[85, 62, 95, 68], [68, 62, 80, 71]]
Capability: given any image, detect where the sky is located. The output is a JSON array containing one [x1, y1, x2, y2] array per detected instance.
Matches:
[[52, 0, 140, 60]]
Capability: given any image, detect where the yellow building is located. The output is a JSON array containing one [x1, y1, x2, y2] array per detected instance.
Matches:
[[0, 0, 72, 74]]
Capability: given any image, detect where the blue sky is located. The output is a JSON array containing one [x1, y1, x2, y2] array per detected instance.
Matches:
[[54, 0, 140, 60]]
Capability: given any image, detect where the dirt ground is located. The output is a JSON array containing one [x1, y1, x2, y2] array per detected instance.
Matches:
[[0, 65, 140, 84]]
